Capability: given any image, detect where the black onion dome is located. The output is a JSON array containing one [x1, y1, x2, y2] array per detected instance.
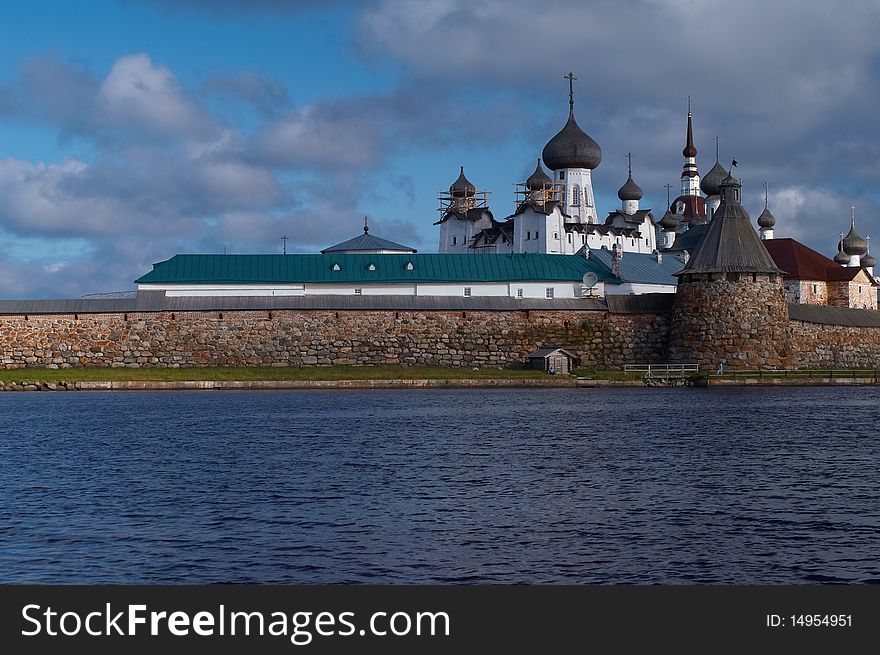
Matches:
[[617, 174, 643, 201], [450, 166, 476, 198], [757, 207, 776, 229], [541, 113, 602, 171], [526, 159, 552, 190], [862, 253, 876, 268], [843, 222, 868, 256], [700, 161, 728, 196], [834, 241, 850, 264], [658, 209, 680, 230]]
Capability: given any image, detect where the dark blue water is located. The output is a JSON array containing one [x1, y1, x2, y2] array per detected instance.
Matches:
[[1, 388, 878, 584]]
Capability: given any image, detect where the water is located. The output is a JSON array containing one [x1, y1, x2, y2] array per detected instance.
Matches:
[[1, 387, 878, 584]]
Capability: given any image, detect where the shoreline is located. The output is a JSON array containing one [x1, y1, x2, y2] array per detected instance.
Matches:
[[1, 376, 880, 391]]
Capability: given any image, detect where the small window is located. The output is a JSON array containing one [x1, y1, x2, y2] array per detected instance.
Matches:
[[367, 263, 376, 271], [571, 185, 580, 206], [332, 263, 341, 271], [581, 234, 585, 243], [567, 234, 572, 244], [553, 232, 558, 240], [813, 284, 819, 294], [516, 288, 524, 299], [405, 262, 414, 271], [545, 288, 554, 299], [464, 287, 472, 297], [559, 171, 565, 180], [354, 288, 362, 295], [452, 236, 457, 245]]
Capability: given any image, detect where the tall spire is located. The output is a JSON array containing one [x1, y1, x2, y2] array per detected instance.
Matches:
[[564, 72, 577, 116], [363, 215, 369, 233], [679, 98, 701, 199], [764, 182, 769, 209], [714, 136, 720, 163], [683, 97, 697, 158]]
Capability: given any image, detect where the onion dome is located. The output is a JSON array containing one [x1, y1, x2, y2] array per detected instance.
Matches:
[[617, 174, 643, 201], [862, 253, 876, 268], [450, 166, 476, 198], [757, 207, 776, 229], [700, 161, 728, 196], [526, 159, 552, 191], [842, 221, 868, 256], [834, 241, 850, 265], [541, 112, 602, 171], [658, 209, 680, 231]]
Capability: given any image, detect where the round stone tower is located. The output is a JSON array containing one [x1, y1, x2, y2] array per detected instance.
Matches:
[[668, 172, 794, 369]]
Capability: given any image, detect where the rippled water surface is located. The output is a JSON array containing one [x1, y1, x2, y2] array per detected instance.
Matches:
[[1, 387, 878, 583]]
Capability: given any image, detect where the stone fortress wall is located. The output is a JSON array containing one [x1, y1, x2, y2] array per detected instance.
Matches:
[[0, 309, 668, 370], [1, 299, 880, 370]]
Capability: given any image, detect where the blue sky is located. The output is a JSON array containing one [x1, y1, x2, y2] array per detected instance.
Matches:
[[1, 0, 879, 298]]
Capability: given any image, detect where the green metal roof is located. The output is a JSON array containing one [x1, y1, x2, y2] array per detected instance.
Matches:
[[136, 253, 616, 285]]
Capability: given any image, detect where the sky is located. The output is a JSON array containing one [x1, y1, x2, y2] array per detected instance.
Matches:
[[0, 0, 878, 298]]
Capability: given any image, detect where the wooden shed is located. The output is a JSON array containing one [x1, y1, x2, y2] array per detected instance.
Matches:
[[527, 347, 578, 375]]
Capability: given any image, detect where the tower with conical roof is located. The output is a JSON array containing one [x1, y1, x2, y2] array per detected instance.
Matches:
[[668, 168, 793, 369], [540, 73, 602, 225]]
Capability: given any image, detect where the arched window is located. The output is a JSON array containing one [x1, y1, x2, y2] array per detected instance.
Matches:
[[571, 185, 581, 206]]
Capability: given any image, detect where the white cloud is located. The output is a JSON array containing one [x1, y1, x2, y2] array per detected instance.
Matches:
[[96, 54, 217, 141]]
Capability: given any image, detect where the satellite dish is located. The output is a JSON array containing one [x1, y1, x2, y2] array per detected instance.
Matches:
[[582, 272, 599, 288]]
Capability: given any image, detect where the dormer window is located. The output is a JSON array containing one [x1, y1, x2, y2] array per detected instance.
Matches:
[[405, 262, 414, 271], [332, 263, 341, 271], [367, 264, 376, 271]]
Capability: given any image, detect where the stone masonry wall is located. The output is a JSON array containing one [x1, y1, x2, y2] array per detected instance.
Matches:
[[790, 321, 880, 368], [0, 309, 669, 369]]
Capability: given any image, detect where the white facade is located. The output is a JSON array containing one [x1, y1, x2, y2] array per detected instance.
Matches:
[[139, 281, 592, 299], [705, 195, 721, 222], [438, 210, 494, 254], [555, 167, 597, 224]]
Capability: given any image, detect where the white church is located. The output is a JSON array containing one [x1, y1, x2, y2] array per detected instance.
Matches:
[[437, 74, 658, 257]]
